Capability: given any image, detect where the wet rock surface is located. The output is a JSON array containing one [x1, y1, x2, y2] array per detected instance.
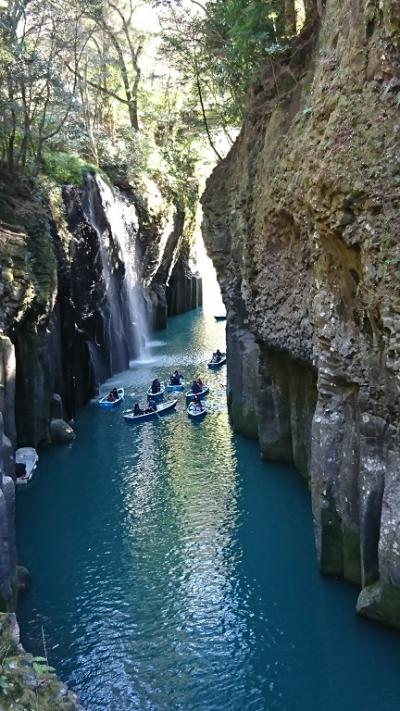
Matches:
[[202, 0, 400, 627]]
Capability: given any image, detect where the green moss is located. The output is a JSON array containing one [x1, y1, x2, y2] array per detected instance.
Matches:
[[230, 403, 259, 438], [259, 432, 293, 462], [357, 582, 400, 630], [342, 526, 361, 585], [42, 151, 100, 187], [319, 508, 343, 575], [0, 613, 81, 709]]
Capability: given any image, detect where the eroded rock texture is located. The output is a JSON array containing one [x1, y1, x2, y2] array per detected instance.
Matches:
[[202, 0, 400, 627]]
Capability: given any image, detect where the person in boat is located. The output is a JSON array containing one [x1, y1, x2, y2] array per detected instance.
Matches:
[[15, 462, 26, 478], [170, 370, 182, 385], [134, 403, 143, 416], [151, 378, 161, 393], [112, 387, 119, 399], [192, 396, 203, 412], [191, 379, 201, 394], [148, 399, 157, 412], [107, 390, 116, 402], [215, 349, 223, 362], [196, 376, 204, 390]]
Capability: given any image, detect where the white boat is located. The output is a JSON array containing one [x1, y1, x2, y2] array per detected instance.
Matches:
[[15, 447, 39, 486], [166, 378, 185, 393], [207, 354, 226, 369], [123, 399, 178, 423], [146, 383, 166, 400], [185, 385, 209, 401], [187, 402, 207, 420], [98, 387, 124, 408]]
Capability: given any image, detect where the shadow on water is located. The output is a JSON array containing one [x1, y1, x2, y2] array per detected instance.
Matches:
[[16, 309, 400, 711]]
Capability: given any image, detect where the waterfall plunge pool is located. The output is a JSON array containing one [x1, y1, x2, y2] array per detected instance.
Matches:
[[17, 309, 400, 711]]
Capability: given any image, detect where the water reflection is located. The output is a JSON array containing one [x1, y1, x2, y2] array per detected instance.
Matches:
[[16, 310, 400, 711]]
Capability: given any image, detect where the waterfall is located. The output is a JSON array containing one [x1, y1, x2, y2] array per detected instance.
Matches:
[[82, 174, 148, 382], [95, 175, 149, 360]]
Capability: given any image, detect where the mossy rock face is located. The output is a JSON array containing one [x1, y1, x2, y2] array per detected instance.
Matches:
[[319, 508, 343, 576], [230, 402, 259, 439], [356, 582, 400, 629], [0, 613, 83, 709], [342, 526, 362, 585]]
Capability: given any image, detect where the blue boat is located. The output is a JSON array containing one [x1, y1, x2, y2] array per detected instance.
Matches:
[[98, 387, 124, 408], [207, 354, 226, 369], [185, 385, 209, 402], [166, 379, 185, 393], [187, 402, 207, 420], [123, 399, 177, 423], [146, 383, 166, 400]]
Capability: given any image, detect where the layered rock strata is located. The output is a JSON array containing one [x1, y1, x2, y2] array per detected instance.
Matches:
[[202, 0, 400, 627]]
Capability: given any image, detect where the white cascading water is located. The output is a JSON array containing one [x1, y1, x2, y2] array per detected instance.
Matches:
[[94, 175, 149, 362], [83, 174, 148, 379]]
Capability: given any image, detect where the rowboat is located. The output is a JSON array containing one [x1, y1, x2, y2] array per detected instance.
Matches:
[[214, 315, 227, 321], [185, 385, 209, 402], [207, 355, 226, 369], [15, 447, 39, 486], [123, 399, 177, 423], [187, 402, 207, 420], [166, 379, 185, 393], [146, 383, 165, 400], [98, 387, 124, 408]]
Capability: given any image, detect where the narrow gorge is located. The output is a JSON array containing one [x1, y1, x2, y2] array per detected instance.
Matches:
[[0, 168, 201, 600], [0, 0, 400, 706], [202, 0, 400, 627]]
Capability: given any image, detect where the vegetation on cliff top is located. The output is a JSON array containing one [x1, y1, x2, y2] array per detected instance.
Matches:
[[0, 0, 311, 183]]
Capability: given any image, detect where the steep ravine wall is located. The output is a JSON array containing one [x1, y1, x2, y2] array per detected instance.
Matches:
[[202, 0, 400, 628], [0, 169, 201, 615]]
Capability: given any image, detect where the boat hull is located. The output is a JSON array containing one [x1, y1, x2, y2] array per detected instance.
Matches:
[[187, 405, 207, 420], [207, 356, 226, 369], [166, 382, 185, 392], [124, 400, 177, 423], [146, 386, 165, 401], [214, 315, 226, 321], [185, 386, 209, 402], [98, 388, 124, 408]]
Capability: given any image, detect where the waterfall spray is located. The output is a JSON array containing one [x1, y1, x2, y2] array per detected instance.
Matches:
[[82, 174, 149, 383]]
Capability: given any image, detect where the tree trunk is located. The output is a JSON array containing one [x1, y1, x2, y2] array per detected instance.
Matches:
[[285, 0, 297, 35]]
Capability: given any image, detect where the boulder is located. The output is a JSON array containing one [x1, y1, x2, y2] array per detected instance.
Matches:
[[16, 565, 31, 595], [49, 419, 75, 444], [356, 582, 400, 630]]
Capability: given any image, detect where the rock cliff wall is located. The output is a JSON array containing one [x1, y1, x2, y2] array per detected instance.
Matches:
[[0, 168, 201, 611], [202, 0, 400, 628]]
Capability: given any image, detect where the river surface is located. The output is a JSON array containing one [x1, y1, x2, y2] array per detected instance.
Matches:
[[17, 309, 400, 711]]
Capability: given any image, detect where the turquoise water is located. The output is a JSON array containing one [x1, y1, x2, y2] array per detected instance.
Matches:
[[17, 310, 400, 711]]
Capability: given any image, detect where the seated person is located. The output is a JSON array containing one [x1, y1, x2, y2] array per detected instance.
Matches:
[[112, 388, 119, 399], [107, 391, 116, 401], [151, 378, 161, 393], [192, 396, 203, 411], [215, 349, 223, 362], [134, 403, 143, 416], [191, 380, 201, 393], [196, 377, 204, 390], [170, 370, 181, 385], [15, 462, 26, 478], [148, 399, 157, 412]]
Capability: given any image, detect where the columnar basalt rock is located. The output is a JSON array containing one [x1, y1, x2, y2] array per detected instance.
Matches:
[[202, 0, 400, 627]]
